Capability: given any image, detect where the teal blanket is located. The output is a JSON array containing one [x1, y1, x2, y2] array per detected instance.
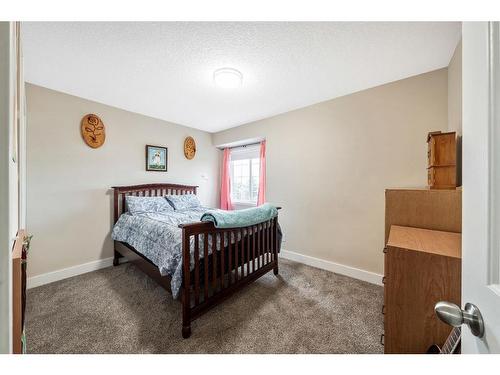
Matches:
[[201, 203, 278, 228]]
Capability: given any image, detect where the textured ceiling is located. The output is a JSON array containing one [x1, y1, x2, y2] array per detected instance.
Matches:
[[23, 22, 461, 133]]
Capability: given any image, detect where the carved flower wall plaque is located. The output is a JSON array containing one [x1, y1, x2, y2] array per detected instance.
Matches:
[[81, 114, 106, 148]]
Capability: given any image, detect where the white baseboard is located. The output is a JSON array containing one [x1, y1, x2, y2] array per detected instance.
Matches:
[[28, 249, 382, 289], [27, 257, 122, 289], [280, 249, 383, 286]]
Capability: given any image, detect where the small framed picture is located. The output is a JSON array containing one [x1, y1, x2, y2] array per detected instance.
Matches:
[[145, 145, 168, 172]]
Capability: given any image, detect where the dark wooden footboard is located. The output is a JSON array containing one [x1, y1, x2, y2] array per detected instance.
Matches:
[[179, 218, 279, 338], [112, 183, 280, 339]]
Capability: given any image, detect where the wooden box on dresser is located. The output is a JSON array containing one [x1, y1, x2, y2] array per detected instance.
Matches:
[[427, 131, 457, 189], [383, 188, 462, 354]]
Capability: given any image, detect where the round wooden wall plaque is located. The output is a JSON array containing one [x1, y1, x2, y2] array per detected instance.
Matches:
[[184, 136, 196, 160], [81, 114, 106, 148]]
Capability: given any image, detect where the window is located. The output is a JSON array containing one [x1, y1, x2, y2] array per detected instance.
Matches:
[[230, 145, 260, 205]]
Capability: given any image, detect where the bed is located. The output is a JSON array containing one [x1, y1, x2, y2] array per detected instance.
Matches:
[[111, 183, 281, 338]]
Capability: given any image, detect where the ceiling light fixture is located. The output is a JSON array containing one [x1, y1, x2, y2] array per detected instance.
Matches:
[[213, 67, 243, 89]]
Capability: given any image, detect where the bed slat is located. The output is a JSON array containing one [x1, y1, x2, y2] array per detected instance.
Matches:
[[258, 224, 262, 269], [240, 228, 245, 277], [220, 231, 225, 289], [228, 231, 233, 286], [234, 229, 239, 282], [262, 223, 265, 266], [270, 221, 274, 263], [263, 222, 267, 265], [211, 233, 217, 292], [265, 223, 268, 265], [266, 222, 270, 264], [252, 225, 256, 273], [203, 234, 209, 301], [264, 223, 268, 265], [194, 235, 200, 305], [246, 227, 251, 275]]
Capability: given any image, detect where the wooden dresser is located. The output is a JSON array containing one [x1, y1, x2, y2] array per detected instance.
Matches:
[[383, 188, 462, 354], [384, 226, 461, 353]]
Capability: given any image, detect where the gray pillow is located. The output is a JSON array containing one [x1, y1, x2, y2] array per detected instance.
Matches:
[[125, 196, 174, 215], [165, 194, 201, 210]]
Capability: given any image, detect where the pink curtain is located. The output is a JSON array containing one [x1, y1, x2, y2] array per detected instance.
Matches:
[[257, 140, 266, 206], [220, 148, 233, 210]]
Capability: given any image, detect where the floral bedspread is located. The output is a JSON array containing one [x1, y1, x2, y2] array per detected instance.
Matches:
[[111, 207, 210, 298]]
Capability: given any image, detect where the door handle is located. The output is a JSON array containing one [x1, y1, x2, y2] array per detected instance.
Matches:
[[434, 301, 485, 338]]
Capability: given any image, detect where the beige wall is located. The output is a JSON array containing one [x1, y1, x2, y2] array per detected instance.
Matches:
[[212, 69, 448, 275], [448, 40, 462, 134], [26, 84, 220, 277]]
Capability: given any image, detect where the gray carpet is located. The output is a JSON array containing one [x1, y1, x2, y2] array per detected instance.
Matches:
[[26, 258, 383, 353]]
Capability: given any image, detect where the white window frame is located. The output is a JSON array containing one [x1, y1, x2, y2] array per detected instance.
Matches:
[[230, 145, 260, 207]]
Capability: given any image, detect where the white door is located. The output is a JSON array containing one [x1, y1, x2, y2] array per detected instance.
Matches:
[[462, 21, 500, 354], [0, 21, 13, 355]]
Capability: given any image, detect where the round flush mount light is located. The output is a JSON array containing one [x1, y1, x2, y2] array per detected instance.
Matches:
[[213, 67, 243, 89]]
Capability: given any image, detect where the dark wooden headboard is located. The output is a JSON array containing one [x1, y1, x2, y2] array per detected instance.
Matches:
[[112, 183, 198, 223]]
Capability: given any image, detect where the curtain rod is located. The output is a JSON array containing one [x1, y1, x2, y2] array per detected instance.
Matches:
[[226, 141, 262, 150]]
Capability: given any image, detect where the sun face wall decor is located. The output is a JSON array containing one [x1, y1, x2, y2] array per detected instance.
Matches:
[[184, 136, 196, 160], [81, 114, 106, 148]]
